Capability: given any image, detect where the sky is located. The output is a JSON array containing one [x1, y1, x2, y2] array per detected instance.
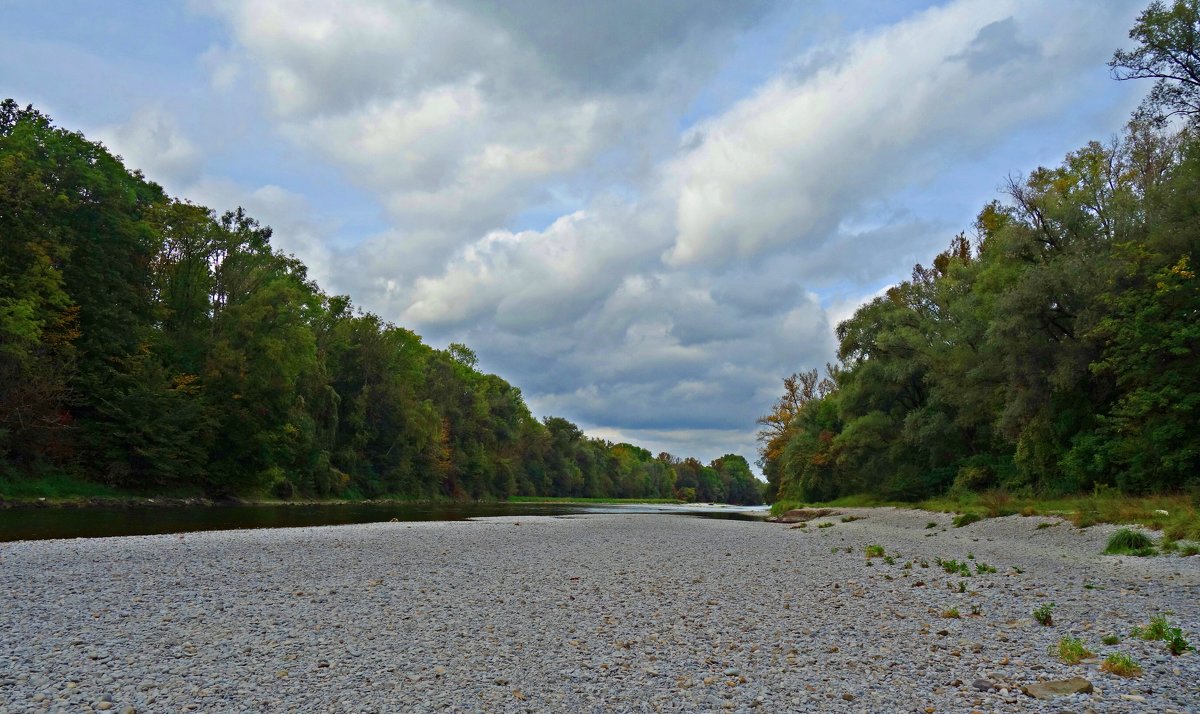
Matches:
[[2, 0, 1150, 472]]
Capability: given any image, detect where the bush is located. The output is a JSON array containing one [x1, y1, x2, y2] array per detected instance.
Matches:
[[271, 477, 296, 500], [1104, 528, 1155, 556], [979, 489, 1014, 517], [1033, 602, 1055, 626]]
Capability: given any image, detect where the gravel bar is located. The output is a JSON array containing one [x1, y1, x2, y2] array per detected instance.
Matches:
[[1, 508, 1197, 713]]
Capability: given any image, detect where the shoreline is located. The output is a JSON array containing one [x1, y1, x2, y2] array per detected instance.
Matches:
[[0, 494, 698, 511]]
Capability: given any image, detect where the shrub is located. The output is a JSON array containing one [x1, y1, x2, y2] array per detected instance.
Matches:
[[1052, 636, 1093, 664], [865, 544, 885, 558], [1100, 653, 1141, 677], [980, 489, 1014, 517], [270, 476, 296, 500], [1104, 528, 1155, 556], [1033, 602, 1054, 626]]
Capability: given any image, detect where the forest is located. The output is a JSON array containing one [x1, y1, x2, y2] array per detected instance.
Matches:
[[0, 100, 761, 505], [759, 1, 1200, 505]]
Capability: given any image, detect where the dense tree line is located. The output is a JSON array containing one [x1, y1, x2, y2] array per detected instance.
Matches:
[[0, 100, 761, 504], [759, 2, 1200, 504]]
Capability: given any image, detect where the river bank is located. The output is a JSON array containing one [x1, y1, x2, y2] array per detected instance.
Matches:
[[1, 508, 1197, 712]]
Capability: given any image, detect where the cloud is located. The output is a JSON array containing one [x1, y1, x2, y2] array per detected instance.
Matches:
[[663, 0, 1132, 267], [96, 106, 203, 191], [199, 0, 776, 263], [188, 0, 1143, 472]]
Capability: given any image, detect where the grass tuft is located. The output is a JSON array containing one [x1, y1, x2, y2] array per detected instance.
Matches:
[[1033, 602, 1054, 626], [1052, 636, 1094, 664], [952, 512, 983, 528], [1100, 652, 1142, 677], [1104, 528, 1156, 556]]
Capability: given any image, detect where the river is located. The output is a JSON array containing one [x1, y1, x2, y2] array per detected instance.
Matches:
[[0, 501, 768, 542]]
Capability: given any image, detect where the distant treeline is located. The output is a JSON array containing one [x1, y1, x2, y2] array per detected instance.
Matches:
[[760, 2, 1200, 504], [0, 100, 761, 504]]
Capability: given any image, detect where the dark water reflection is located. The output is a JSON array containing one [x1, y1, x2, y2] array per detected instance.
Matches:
[[0, 502, 767, 542]]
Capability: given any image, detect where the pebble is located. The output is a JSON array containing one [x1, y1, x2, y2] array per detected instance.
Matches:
[[0, 510, 1196, 712]]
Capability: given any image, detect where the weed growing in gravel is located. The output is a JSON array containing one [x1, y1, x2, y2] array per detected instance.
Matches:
[[1100, 652, 1141, 677], [970, 604, 981, 617], [883, 555, 896, 565], [957, 581, 967, 593], [1052, 636, 1093, 664], [1167, 628, 1193, 655], [818, 522, 833, 529], [844, 547, 853, 554], [841, 515, 861, 523], [1132, 615, 1195, 655], [936, 558, 972, 577], [1011, 565, 1024, 574], [1036, 522, 1052, 529], [953, 512, 982, 528], [1101, 634, 1120, 645], [942, 608, 960, 619], [1181, 544, 1200, 556], [967, 552, 974, 560], [1033, 602, 1055, 626], [919, 559, 929, 568], [925, 521, 937, 529], [1104, 528, 1156, 556], [903, 561, 912, 570], [1132, 614, 1172, 640], [975, 562, 997, 575], [865, 544, 885, 558]]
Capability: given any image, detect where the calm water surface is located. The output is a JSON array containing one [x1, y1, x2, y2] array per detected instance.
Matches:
[[0, 502, 767, 542]]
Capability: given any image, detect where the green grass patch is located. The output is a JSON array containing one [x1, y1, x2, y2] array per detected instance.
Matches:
[[1104, 528, 1156, 556], [1132, 614, 1172, 641], [1033, 602, 1055, 626], [865, 544, 885, 558], [952, 512, 983, 527], [0, 473, 129, 501], [1052, 636, 1093, 664], [769, 500, 804, 516]]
